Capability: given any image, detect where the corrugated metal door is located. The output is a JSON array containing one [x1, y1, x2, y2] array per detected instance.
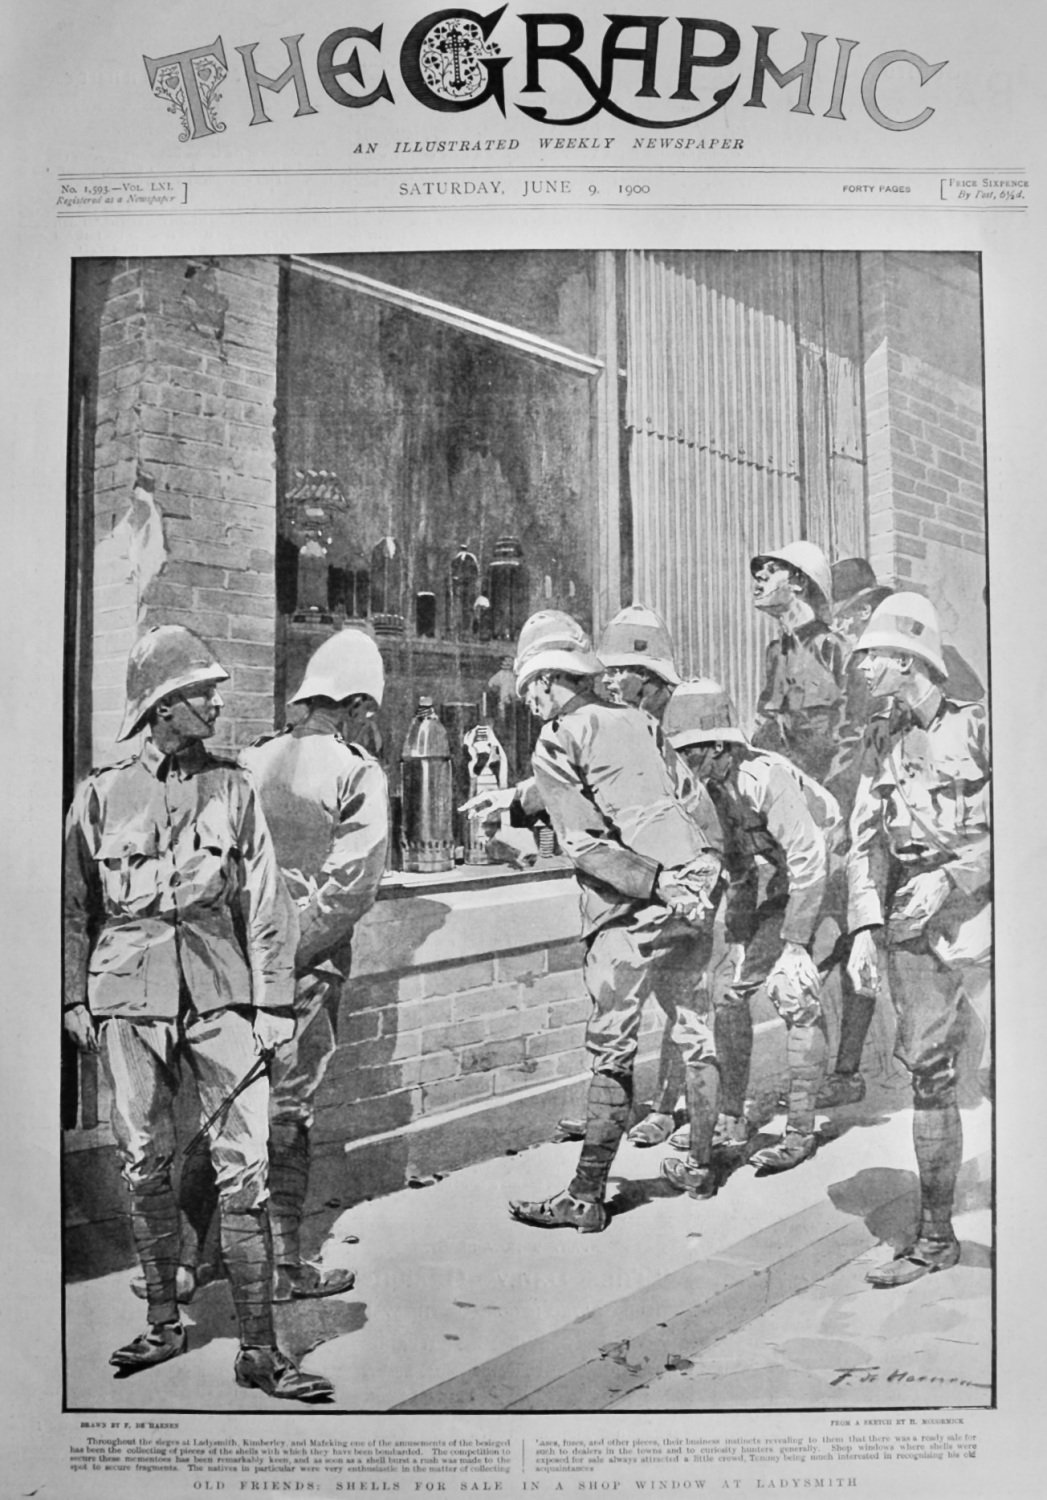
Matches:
[[623, 250, 866, 726]]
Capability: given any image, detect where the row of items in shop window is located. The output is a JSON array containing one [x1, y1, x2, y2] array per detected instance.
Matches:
[[389, 694, 559, 875], [281, 469, 581, 639], [280, 531, 580, 640]]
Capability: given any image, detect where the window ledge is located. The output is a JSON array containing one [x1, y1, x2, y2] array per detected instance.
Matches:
[[377, 856, 571, 900], [354, 868, 580, 977]]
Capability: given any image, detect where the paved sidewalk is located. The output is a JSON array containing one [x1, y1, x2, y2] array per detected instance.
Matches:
[[64, 1081, 991, 1412], [610, 1196, 992, 1410]]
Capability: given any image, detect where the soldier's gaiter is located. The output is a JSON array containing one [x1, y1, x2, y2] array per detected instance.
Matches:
[[221, 1206, 276, 1348], [683, 1062, 720, 1165], [130, 1182, 182, 1327], [715, 993, 754, 1119], [785, 1020, 828, 1135], [569, 1071, 632, 1202], [267, 1119, 311, 1266], [913, 1103, 963, 1240]]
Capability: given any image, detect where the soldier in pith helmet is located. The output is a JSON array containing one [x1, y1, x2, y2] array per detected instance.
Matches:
[[845, 593, 990, 1286], [665, 679, 840, 1176], [506, 613, 724, 1229], [242, 629, 388, 1299], [174, 627, 389, 1303], [64, 626, 332, 1401], [598, 602, 681, 719], [812, 559, 897, 1109], [597, 605, 726, 1151], [750, 541, 847, 783]]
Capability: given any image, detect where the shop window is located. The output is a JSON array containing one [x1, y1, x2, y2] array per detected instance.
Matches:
[[276, 255, 601, 855]]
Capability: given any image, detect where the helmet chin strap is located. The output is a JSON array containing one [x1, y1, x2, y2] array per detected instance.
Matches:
[[173, 693, 214, 735], [154, 690, 216, 750], [754, 577, 794, 614], [864, 654, 908, 698], [181, 696, 214, 732]]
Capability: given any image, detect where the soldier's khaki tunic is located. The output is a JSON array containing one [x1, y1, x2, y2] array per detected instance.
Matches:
[[531, 691, 721, 1075], [63, 738, 297, 1210], [847, 693, 991, 1098], [242, 711, 389, 1128]]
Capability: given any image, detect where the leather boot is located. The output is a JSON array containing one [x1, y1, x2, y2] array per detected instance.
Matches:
[[866, 1235, 960, 1288], [626, 1112, 675, 1147], [508, 1188, 608, 1233], [750, 1130, 818, 1174], [234, 1346, 334, 1402], [659, 1157, 718, 1199], [273, 1263, 357, 1302], [110, 1322, 187, 1372], [816, 1072, 866, 1108]]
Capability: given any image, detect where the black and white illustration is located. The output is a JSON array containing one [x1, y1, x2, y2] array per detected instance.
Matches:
[[61, 247, 991, 1414]]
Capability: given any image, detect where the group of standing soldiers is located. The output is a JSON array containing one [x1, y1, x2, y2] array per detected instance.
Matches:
[[63, 537, 990, 1404], [499, 541, 990, 1302], [64, 625, 390, 1402]]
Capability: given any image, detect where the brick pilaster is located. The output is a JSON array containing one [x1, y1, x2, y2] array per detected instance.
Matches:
[[90, 255, 279, 763]]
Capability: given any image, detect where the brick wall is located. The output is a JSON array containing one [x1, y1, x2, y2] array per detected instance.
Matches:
[[89, 255, 280, 762], [62, 878, 677, 1273], [316, 939, 592, 1145], [861, 252, 987, 680], [308, 931, 671, 1225]]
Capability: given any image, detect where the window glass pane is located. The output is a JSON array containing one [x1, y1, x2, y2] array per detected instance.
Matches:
[[278, 260, 597, 852], [306, 250, 597, 353]]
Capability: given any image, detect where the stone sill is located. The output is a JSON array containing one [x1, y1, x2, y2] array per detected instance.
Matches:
[[352, 871, 581, 980], [377, 856, 571, 900]]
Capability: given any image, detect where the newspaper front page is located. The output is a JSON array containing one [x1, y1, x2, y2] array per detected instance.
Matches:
[[2, 0, 1043, 1495]]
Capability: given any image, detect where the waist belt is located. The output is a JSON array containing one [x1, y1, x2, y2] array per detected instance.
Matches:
[[893, 843, 950, 869]]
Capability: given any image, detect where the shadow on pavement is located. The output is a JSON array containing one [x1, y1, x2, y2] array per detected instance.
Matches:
[[826, 1166, 919, 1247], [605, 1175, 681, 1218], [827, 1153, 991, 1263], [958, 1240, 993, 1272], [276, 1297, 368, 1360], [605, 1143, 757, 1219], [175, 1282, 368, 1356]]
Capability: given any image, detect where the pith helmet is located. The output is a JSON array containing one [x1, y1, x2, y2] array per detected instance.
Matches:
[[118, 625, 229, 741], [664, 678, 749, 749], [750, 541, 832, 613], [854, 592, 947, 678], [290, 628, 385, 707], [831, 557, 892, 615], [513, 610, 603, 695], [597, 604, 681, 687]]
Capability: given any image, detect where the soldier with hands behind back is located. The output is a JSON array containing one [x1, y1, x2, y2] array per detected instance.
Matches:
[[241, 628, 388, 1300], [506, 611, 724, 1230]]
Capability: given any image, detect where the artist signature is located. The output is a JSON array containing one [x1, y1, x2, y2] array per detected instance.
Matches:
[[830, 1367, 990, 1389]]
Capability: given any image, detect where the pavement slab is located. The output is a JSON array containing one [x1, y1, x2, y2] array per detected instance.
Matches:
[[609, 1205, 992, 1410]]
